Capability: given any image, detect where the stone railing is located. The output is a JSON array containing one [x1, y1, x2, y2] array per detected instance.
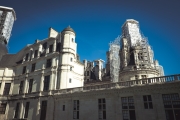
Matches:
[[53, 74, 180, 95]]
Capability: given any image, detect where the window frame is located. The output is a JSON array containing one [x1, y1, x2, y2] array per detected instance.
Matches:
[[63, 105, 65, 111], [0, 103, 7, 114], [28, 79, 33, 93], [31, 63, 36, 72], [34, 50, 38, 58], [3, 83, 11, 95], [162, 93, 180, 120], [14, 102, 20, 118], [19, 81, 24, 94], [121, 96, 136, 120], [69, 78, 72, 83], [25, 53, 29, 61], [46, 59, 52, 68], [143, 95, 153, 109], [73, 100, 79, 119], [98, 98, 106, 120], [24, 102, 30, 118], [22, 66, 26, 74], [40, 101, 47, 120], [49, 44, 53, 53], [43, 75, 50, 91]]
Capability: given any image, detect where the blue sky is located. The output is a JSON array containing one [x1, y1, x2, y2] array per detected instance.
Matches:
[[1, 0, 180, 75]]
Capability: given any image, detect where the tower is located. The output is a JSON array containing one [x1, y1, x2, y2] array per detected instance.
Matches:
[[119, 19, 164, 81], [0, 6, 16, 60], [59, 26, 84, 89]]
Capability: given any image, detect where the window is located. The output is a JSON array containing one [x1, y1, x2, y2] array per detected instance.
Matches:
[[24, 102, 30, 118], [19, 81, 24, 94], [69, 78, 72, 83], [63, 105, 65, 111], [143, 95, 153, 109], [141, 75, 147, 79], [3, 83, 11, 95], [25, 53, 29, 61], [98, 98, 106, 119], [72, 38, 74, 42], [22, 66, 26, 74], [121, 97, 136, 120], [70, 58, 73, 62], [0, 103, 7, 114], [73, 100, 79, 119], [31, 63, 36, 72], [43, 75, 50, 91], [28, 79, 33, 93], [14, 102, 19, 118], [87, 71, 89, 76], [29, 50, 33, 60], [70, 67, 72, 71], [40, 101, 47, 120], [135, 75, 139, 80], [46, 59, 52, 68], [138, 52, 143, 60], [43, 42, 47, 49], [34, 50, 38, 58], [49, 44, 53, 53], [162, 93, 180, 120], [56, 42, 61, 52]]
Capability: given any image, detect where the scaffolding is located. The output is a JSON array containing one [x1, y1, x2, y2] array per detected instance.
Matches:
[[109, 36, 121, 82]]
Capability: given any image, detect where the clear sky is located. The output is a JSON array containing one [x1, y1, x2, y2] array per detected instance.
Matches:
[[1, 0, 180, 75]]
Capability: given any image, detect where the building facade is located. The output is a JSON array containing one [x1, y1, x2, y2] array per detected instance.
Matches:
[[0, 6, 179, 120]]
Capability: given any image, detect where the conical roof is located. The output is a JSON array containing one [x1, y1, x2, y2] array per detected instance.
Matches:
[[62, 25, 75, 34]]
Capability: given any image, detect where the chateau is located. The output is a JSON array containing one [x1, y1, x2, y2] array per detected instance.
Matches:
[[0, 6, 179, 120]]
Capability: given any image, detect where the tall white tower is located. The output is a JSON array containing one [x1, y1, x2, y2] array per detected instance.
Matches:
[[59, 26, 84, 89], [0, 6, 16, 60], [122, 19, 142, 47], [0, 6, 16, 45]]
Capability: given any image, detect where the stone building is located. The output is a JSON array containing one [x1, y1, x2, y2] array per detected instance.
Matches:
[[0, 6, 179, 120]]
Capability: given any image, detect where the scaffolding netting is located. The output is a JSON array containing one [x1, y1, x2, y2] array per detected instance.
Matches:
[[109, 36, 121, 82]]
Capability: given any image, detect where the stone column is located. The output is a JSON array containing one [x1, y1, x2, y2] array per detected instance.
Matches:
[[31, 50, 34, 59], [52, 58, 56, 67], [23, 77, 28, 93], [49, 74, 54, 90], [38, 44, 42, 58], [0, 81, 5, 95], [53, 40, 57, 52], [9, 82, 13, 95], [36, 98, 41, 120], [39, 73, 44, 92], [19, 101, 24, 119], [46, 45, 49, 54]]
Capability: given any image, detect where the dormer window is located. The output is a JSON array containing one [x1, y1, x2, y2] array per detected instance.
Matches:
[[25, 53, 29, 61], [49, 44, 53, 53], [22, 66, 26, 74], [34, 50, 38, 58]]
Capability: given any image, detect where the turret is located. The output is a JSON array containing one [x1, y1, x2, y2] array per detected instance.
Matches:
[[59, 26, 84, 89]]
